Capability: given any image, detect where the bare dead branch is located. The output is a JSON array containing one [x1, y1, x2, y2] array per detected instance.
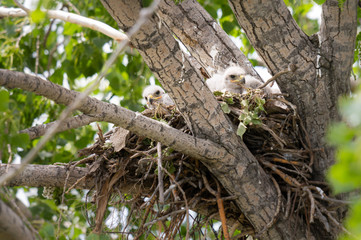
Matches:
[[258, 64, 297, 89], [20, 114, 102, 140], [13, 0, 29, 13], [0, 7, 127, 41], [156, 142, 164, 204], [0, 164, 94, 189], [0, 69, 227, 163]]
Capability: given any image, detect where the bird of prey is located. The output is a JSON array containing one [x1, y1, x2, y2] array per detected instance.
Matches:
[[205, 72, 225, 92], [222, 66, 247, 94], [142, 85, 174, 109], [206, 66, 272, 94]]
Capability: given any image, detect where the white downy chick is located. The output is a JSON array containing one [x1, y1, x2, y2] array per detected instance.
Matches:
[[206, 66, 246, 93], [206, 72, 225, 92], [223, 66, 274, 94], [222, 66, 247, 94], [142, 85, 174, 109]]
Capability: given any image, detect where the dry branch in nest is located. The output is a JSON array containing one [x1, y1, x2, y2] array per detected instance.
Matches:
[[70, 89, 344, 239]]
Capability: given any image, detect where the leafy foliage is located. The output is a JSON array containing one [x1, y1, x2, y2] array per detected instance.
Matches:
[[0, 0, 360, 238], [327, 87, 361, 239]]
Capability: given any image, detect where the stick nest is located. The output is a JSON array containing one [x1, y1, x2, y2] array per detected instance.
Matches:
[[73, 90, 343, 239]]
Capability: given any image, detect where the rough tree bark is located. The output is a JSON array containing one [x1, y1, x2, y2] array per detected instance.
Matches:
[[0, 198, 35, 240], [228, 0, 357, 178], [101, 0, 311, 239], [0, 0, 356, 239], [0, 164, 242, 226]]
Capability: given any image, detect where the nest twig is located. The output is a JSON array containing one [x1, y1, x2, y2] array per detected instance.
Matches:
[[64, 90, 345, 238]]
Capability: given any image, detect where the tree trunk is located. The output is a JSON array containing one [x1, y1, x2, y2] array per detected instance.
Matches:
[[228, 0, 357, 179], [0, 199, 35, 240], [100, 0, 314, 239]]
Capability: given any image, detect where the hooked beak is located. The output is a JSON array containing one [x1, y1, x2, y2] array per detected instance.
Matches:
[[147, 94, 162, 105], [230, 75, 245, 83]]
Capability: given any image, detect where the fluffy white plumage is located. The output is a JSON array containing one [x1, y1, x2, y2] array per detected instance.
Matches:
[[205, 72, 224, 92], [142, 85, 174, 109], [222, 66, 247, 94], [206, 66, 273, 94]]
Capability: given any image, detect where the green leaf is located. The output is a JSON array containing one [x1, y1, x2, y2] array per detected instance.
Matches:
[[63, 22, 82, 36], [241, 99, 249, 108], [225, 97, 234, 105], [312, 0, 326, 5], [0, 89, 10, 111], [213, 91, 223, 97], [222, 21, 235, 35], [10, 133, 30, 149], [251, 119, 262, 125], [220, 102, 231, 114], [236, 122, 247, 138], [87, 233, 111, 240], [142, 0, 153, 7], [30, 9, 47, 24], [39, 222, 55, 238], [327, 122, 355, 146]]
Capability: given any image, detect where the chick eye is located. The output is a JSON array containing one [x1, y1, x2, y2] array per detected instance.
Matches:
[[144, 97, 148, 100], [230, 75, 236, 79], [155, 90, 160, 95]]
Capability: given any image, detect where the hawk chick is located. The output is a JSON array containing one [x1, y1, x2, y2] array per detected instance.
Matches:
[[142, 85, 174, 109], [207, 66, 272, 94]]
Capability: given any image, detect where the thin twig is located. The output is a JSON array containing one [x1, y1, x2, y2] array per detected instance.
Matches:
[[143, 209, 186, 227], [304, 187, 315, 223], [162, 167, 190, 240], [157, 142, 164, 204], [56, 165, 72, 239], [201, 173, 217, 196], [5, 144, 13, 173], [318, 204, 355, 237], [215, 180, 230, 240], [35, 36, 40, 74], [259, 64, 297, 89], [13, 0, 30, 13], [0, 0, 161, 186], [284, 189, 291, 219], [0, 7, 127, 41]]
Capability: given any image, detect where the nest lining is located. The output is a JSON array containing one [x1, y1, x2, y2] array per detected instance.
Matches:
[[71, 90, 341, 239]]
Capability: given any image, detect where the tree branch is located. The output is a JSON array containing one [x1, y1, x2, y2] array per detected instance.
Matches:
[[0, 7, 127, 41], [228, 0, 316, 96], [228, 0, 357, 178], [319, 0, 357, 104], [0, 163, 241, 227], [157, 0, 260, 79], [100, 1, 310, 239], [20, 114, 102, 140], [0, 164, 93, 189], [0, 198, 35, 240], [0, 69, 226, 162]]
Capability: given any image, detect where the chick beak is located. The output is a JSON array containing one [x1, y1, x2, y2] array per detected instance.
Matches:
[[147, 95, 162, 105], [231, 75, 245, 83]]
